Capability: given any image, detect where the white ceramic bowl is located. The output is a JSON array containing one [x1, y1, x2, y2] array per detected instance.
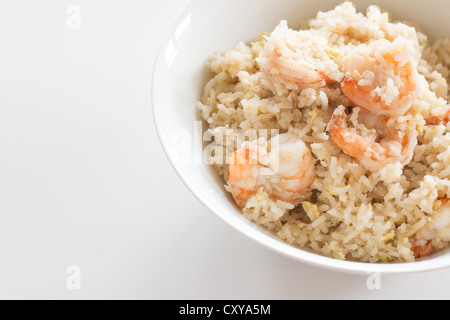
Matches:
[[152, 0, 450, 274]]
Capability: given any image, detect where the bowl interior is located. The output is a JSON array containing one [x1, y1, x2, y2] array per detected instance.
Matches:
[[153, 0, 450, 274]]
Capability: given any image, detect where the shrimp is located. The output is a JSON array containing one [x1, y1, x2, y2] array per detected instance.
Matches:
[[341, 38, 421, 117], [413, 241, 433, 258], [327, 105, 418, 173], [414, 198, 450, 257], [256, 21, 341, 85], [228, 133, 316, 209]]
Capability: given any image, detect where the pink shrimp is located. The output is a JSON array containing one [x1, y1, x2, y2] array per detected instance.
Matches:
[[228, 133, 316, 209], [327, 106, 418, 173], [414, 198, 450, 257], [413, 241, 433, 258], [341, 38, 421, 117], [256, 21, 339, 85]]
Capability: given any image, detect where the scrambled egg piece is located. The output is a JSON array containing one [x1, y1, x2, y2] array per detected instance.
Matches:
[[302, 201, 320, 220], [381, 231, 396, 243]]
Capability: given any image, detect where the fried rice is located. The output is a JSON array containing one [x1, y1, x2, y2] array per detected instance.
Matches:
[[197, 2, 450, 262]]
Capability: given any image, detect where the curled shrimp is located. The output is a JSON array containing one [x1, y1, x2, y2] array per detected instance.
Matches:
[[414, 198, 450, 257], [327, 106, 418, 173], [256, 21, 341, 85], [413, 241, 433, 258], [228, 133, 316, 209], [341, 38, 421, 117]]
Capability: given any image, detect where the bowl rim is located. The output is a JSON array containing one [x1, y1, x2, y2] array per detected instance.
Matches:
[[151, 0, 450, 275]]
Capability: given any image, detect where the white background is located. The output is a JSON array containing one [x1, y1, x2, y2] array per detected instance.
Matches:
[[0, 0, 449, 300]]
